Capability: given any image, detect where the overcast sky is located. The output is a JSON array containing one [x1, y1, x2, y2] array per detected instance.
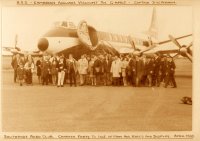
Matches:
[[2, 6, 192, 51]]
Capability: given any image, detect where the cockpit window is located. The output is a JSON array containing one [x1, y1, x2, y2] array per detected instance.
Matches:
[[59, 21, 76, 29]]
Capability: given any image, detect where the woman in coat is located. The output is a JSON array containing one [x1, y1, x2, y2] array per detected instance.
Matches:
[[78, 54, 88, 86], [51, 57, 58, 85], [67, 54, 78, 87], [36, 57, 43, 84], [24, 55, 34, 85], [121, 57, 129, 86]]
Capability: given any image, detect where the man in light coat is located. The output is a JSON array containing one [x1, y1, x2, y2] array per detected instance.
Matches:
[[78, 54, 88, 86], [110, 56, 122, 86]]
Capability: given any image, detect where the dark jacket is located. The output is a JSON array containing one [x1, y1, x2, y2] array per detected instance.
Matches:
[[11, 57, 24, 70], [66, 59, 78, 73], [166, 61, 176, 75], [93, 59, 103, 74], [154, 57, 161, 74], [126, 58, 136, 76], [102, 59, 112, 73], [145, 59, 154, 75], [136, 59, 145, 77], [41, 60, 51, 76]]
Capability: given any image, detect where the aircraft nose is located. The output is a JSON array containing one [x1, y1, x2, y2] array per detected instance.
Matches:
[[38, 38, 49, 51]]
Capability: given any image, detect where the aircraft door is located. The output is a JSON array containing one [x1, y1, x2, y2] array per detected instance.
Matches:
[[77, 20, 99, 50]]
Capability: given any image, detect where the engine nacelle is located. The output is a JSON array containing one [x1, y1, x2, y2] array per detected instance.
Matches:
[[77, 20, 100, 50]]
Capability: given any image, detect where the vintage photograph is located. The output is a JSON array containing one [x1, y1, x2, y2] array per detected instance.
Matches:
[[1, 5, 192, 132]]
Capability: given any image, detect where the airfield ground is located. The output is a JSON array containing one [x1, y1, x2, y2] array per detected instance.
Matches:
[[1, 70, 192, 132]]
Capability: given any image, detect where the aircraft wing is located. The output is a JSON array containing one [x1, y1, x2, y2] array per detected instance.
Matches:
[[3, 46, 21, 51], [156, 49, 179, 54], [157, 34, 192, 45], [2, 45, 42, 56], [15, 51, 43, 57], [3, 49, 42, 57]]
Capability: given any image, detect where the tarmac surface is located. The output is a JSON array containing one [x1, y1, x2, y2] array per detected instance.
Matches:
[[1, 70, 192, 132]]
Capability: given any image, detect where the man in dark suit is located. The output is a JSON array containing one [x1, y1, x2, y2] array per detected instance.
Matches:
[[140, 55, 148, 86], [67, 54, 78, 87], [41, 55, 51, 85], [152, 54, 161, 87], [165, 57, 177, 88], [145, 57, 154, 87], [93, 55, 103, 86], [102, 54, 112, 86], [135, 55, 145, 87], [160, 56, 168, 84], [11, 53, 23, 83], [126, 54, 136, 86]]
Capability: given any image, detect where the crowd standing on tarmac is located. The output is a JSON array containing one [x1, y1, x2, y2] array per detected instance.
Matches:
[[11, 53, 177, 88]]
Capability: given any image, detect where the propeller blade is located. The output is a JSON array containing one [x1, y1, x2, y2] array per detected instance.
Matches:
[[128, 36, 136, 50], [172, 53, 179, 59], [15, 47, 21, 51], [186, 42, 193, 49], [169, 35, 182, 48], [185, 52, 192, 62]]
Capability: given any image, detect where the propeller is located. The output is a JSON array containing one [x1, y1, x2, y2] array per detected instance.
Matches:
[[140, 44, 156, 54], [169, 35, 182, 48], [129, 36, 157, 56], [169, 34, 192, 62], [128, 36, 136, 50]]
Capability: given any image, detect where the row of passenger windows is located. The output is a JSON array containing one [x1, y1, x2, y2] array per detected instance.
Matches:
[[97, 31, 143, 45]]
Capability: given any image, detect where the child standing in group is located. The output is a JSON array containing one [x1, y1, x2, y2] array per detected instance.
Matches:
[[17, 63, 25, 86]]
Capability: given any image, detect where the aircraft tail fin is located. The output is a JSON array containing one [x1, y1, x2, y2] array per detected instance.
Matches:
[[147, 7, 158, 40], [14, 34, 21, 51], [15, 34, 18, 48]]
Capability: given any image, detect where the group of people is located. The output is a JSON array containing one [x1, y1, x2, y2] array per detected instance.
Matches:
[[11, 53, 177, 88]]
